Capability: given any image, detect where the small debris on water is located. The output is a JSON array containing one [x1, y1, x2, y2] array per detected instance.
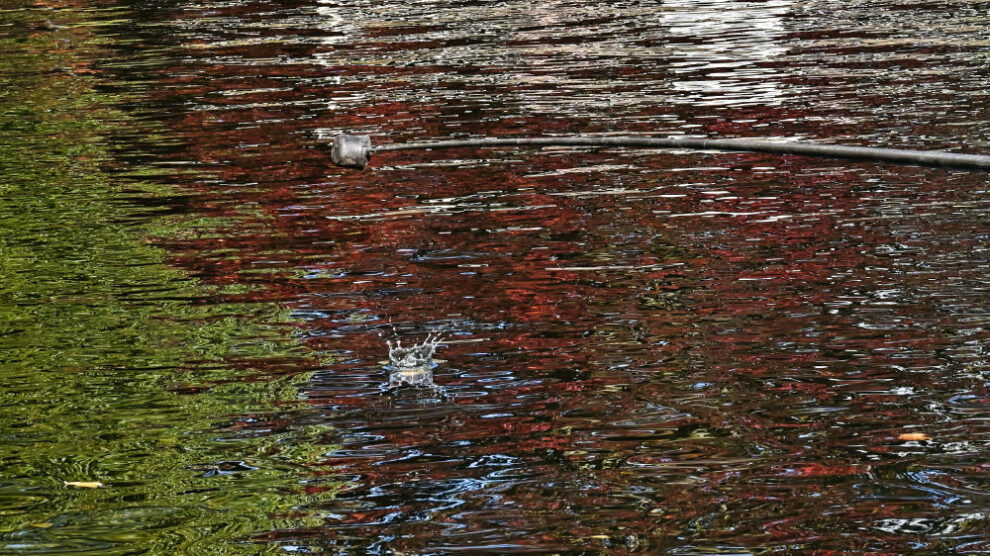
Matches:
[[63, 481, 103, 489]]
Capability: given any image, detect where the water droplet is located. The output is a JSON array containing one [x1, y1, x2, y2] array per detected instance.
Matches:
[[385, 332, 446, 392]]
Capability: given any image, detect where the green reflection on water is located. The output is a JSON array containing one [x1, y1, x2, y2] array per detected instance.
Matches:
[[0, 6, 335, 554]]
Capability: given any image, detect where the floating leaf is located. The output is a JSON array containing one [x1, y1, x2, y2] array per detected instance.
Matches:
[[63, 481, 104, 489], [897, 432, 931, 442]]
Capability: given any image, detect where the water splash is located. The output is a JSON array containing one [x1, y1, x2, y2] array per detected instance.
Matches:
[[385, 332, 445, 390]]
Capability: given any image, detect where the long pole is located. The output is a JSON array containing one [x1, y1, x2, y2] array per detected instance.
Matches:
[[329, 133, 990, 171]]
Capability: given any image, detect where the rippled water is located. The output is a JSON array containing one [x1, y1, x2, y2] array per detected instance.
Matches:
[[3, 0, 990, 553]]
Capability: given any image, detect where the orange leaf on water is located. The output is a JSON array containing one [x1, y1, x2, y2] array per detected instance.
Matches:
[[898, 432, 931, 442]]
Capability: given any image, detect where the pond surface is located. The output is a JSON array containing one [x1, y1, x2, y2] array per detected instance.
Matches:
[[3, 0, 990, 553]]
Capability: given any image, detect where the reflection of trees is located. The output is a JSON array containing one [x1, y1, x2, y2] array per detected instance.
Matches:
[[0, 4, 336, 553], [97, 0, 990, 552]]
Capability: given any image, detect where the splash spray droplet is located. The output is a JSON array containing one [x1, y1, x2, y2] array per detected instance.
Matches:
[[386, 332, 444, 389]]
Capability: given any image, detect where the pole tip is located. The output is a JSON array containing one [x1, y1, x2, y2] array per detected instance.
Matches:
[[331, 133, 372, 169]]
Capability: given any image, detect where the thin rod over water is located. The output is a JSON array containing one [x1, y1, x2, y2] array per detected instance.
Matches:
[[329, 133, 990, 171]]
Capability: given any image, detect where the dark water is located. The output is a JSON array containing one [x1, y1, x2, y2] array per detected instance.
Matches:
[[3, 0, 990, 553]]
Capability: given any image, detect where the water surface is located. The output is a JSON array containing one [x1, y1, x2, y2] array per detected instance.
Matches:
[[2, 0, 990, 553]]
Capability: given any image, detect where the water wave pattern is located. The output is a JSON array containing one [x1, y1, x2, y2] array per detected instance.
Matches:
[[148, 1, 990, 553], [10, 0, 989, 553]]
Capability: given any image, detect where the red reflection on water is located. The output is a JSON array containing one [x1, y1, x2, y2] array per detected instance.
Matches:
[[126, 1, 990, 552]]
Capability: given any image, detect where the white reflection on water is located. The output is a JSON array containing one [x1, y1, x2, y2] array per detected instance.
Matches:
[[662, 0, 793, 107]]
